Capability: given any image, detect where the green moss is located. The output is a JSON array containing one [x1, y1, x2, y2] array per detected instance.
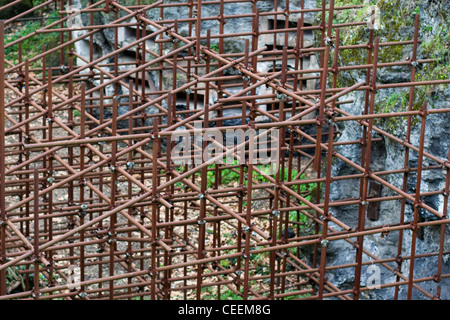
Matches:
[[284, 290, 313, 300], [209, 43, 219, 52], [315, 0, 423, 86], [374, 90, 407, 133], [314, 0, 448, 134], [417, 24, 450, 90], [376, 5, 450, 135], [373, 88, 430, 134]]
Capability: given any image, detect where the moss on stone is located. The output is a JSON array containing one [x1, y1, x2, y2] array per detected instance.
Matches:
[[313, 0, 449, 135]]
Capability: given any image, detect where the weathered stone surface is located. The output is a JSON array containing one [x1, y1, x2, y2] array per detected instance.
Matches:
[[326, 0, 450, 300]]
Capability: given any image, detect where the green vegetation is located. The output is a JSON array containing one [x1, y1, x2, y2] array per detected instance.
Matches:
[[219, 289, 244, 300], [202, 286, 244, 300], [202, 282, 313, 300], [175, 159, 316, 198], [210, 43, 219, 52], [5, 264, 57, 294], [5, 9, 60, 67], [377, 91, 408, 114], [324, 0, 378, 69], [418, 25, 450, 84], [317, 0, 449, 134], [131, 295, 150, 300], [5, 266, 27, 294], [324, 0, 449, 86], [284, 290, 313, 300]]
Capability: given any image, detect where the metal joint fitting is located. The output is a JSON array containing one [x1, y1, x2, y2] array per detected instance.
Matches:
[[276, 92, 287, 102], [433, 273, 441, 283], [31, 292, 42, 298]]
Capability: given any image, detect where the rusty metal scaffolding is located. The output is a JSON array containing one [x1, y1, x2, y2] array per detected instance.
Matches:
[[0, 0, 449, 300]]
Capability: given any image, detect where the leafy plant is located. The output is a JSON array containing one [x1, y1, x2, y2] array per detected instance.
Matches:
[[220, 289, 243, 300], [209, 43, 219, 52], [283, 290, 313, 300], [5, 266, 27, 294], [5, 9, 60, 67], [203, 285, 243, 300], [418, 25, 450, 85], [220, 259, 230, 268]]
